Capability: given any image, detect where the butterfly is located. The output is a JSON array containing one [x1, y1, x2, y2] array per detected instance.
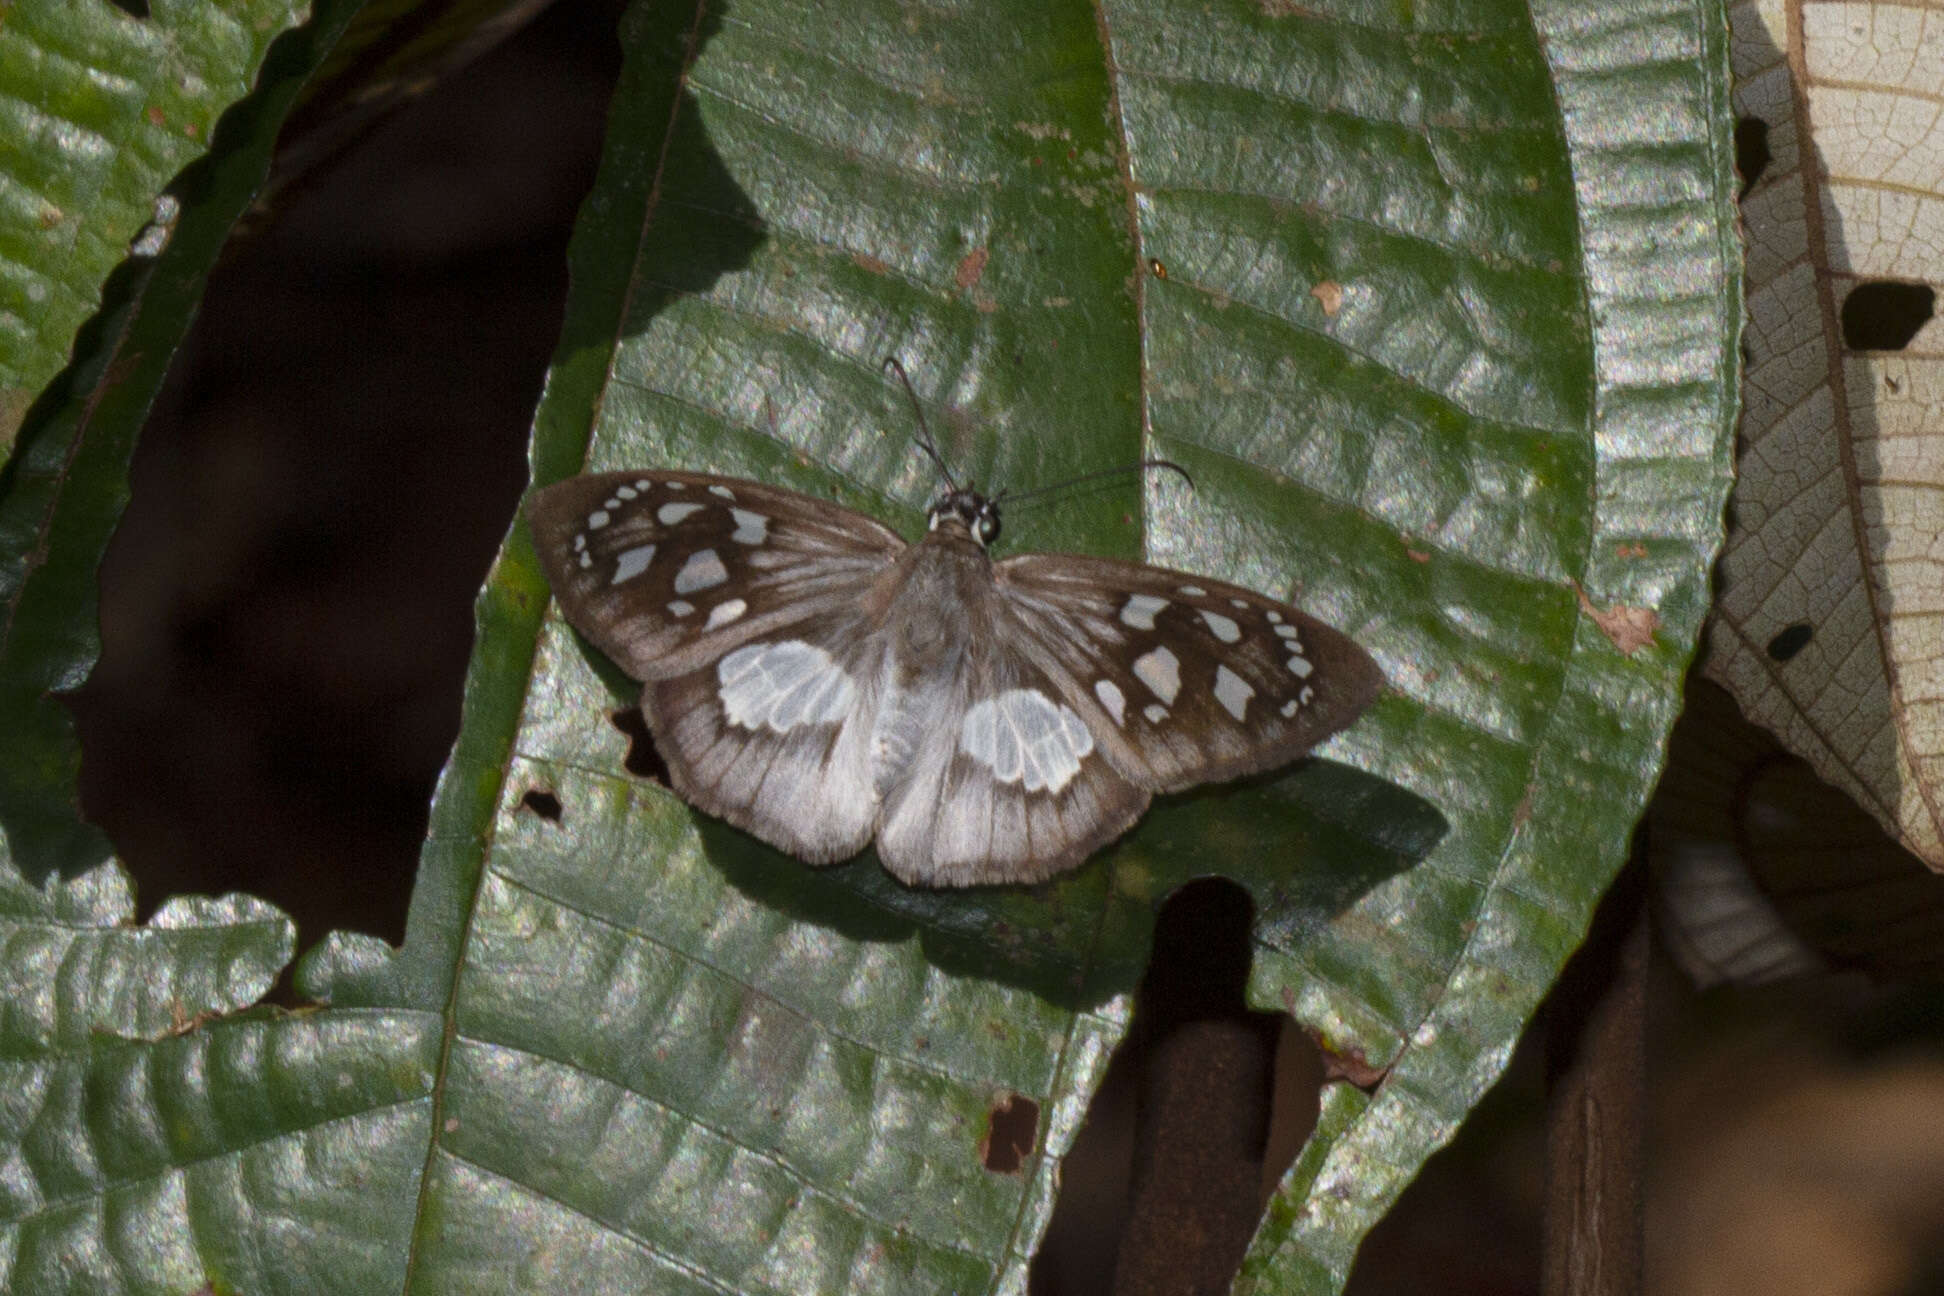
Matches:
[[527, 380, 1384, 888]]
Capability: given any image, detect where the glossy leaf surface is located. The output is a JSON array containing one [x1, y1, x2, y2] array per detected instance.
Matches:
[[0, 0, 1740, 1290]]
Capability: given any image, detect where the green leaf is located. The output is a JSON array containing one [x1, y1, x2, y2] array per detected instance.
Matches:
[[0, 860, 438, 1293], [312, 0, 1739, 1290], [0, 1, 298, 441], [0, 0, 1739, 1290]]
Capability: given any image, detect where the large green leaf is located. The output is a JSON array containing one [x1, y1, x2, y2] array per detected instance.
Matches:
[[0, 0, 1738, 1291], [306, 0, 1738, 1289]]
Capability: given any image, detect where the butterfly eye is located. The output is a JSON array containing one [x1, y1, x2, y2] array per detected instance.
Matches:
[[976, 510, 1000, 545]]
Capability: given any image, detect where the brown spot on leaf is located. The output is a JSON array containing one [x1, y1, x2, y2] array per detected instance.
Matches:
[[1575, 584, 1660, 655], [955, 246, 989, 290], [165, 1000, 221, 1037], [1406, 547, 1432, 564], [980, 1092, 1040, 1173], [1310, 280, 1344, 315], [1148, 257, 1168, 280], [852, 251, 889, 275]]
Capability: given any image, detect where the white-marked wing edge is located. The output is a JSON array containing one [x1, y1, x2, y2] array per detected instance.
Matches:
[[527, 470, 904, 681], [995, 552, 1384, 793]]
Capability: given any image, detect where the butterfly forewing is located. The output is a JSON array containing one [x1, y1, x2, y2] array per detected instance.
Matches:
[[994, 554, 1385, 793], [527, 471, 904, 680]]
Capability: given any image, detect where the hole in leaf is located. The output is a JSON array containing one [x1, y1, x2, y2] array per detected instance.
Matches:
[[981, 1092, 1040, 1174], [611, 708, 670, 784], [1030, 878, 1320, 1294], [520, 789, 562, 821], [108, 0, 151, 16], [1841, 281, 1935, 351], [1766, 623, 1813, 662], [1734, 116, 1770, 198]]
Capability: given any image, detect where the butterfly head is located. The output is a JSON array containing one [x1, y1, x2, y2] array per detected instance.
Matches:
[[926, 487, 1001, 547]]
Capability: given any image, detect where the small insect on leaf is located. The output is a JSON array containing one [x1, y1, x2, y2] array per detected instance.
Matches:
[[527, 368, 1383, 887]]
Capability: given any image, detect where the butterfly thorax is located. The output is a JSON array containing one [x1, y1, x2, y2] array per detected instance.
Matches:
[[884, 515, 991, 679]]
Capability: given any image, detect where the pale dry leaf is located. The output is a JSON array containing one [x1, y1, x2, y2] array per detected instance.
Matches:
[[1705, 0, 1944, 870]]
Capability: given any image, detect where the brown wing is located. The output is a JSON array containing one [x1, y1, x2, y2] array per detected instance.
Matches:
[[529, 471, 906, 863], [871, 639, 1150, 888], [992, 553, 1384, 793], [526, 470, 904, 681]]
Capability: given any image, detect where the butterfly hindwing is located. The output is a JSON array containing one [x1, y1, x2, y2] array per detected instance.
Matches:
[[643, 622, 890, 865], [994, 553, 1384, 793], [873, 635, 1149, 888], [526, 470, 904, 681]]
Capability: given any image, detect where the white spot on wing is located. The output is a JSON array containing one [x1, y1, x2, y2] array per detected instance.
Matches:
[[1286, 654, 1313, 678], [1214, 665, 1254, 720], [730, 508, 769, 545], [674, 548, 729, 594], [1094, 679, 1126, 725], [586, 510, 611, 529], [1267, 610, 1283, 624], [704, 598, 747, 629], [1275, 624, 1299, 639], [718, 640, 856, 732], [1177, 585, 1206, 597], [1132, 646, 1180, 704], [1120, 593, 1168, 630], [709, 485, 736, 500], [658, 502, 703, 525], [616, 485, 638, 500], [1280, 699, 1300, 717], [610, 544, 656, 584], [1200, 610, 1241, 643], [1143, 703, 1168, 724], [959, 689, 1095, 794], [668, 600, 695, 617]]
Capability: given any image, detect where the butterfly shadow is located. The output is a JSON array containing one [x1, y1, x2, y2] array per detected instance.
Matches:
[[690, 755, 1445, 1013]]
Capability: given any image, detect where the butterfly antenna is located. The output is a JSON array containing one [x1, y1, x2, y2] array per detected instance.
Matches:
[[997, 458, 1195, 506], [883, 356, 959, 492]]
